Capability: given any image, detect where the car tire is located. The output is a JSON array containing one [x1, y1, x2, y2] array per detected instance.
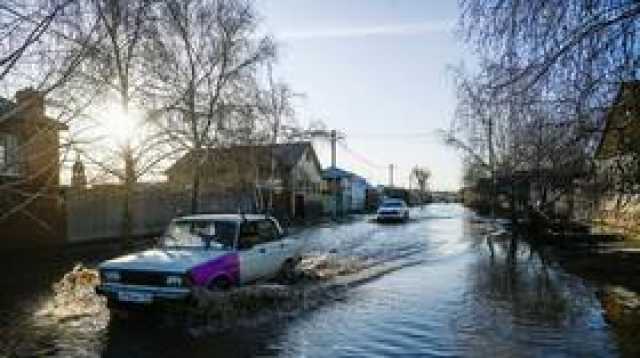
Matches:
[[208, 277, 231, 291], [109, 307, 129, 321], [107, 300, 146, 321], [278, 259, 298, 284]]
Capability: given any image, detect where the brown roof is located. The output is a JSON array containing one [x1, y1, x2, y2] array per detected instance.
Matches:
[[0, 95, 68, 130], [166, 141, 320, 176]]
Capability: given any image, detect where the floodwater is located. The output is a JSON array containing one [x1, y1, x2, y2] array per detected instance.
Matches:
[[0, 204, 624, 357]]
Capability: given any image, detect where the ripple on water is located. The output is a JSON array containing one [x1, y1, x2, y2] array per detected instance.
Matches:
[[1, 205, 626, 357]]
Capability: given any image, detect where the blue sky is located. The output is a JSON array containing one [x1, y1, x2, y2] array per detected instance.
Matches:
[[257, 0, 468, 190]]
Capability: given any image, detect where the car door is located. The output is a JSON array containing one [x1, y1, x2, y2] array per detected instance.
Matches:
[[237, 222, 273, 283], [256, 219, 287, 277], [269, 218, 298, 260]]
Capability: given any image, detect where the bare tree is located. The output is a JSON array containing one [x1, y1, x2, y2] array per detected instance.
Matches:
[[411, 167, 431, 194], [143, 0, 275, 213], [0, 0, 111, 236], [256, 62, 296, 213], [72, 0, 161, 246], [0, 0, 80, 82], [450, 0, 640, 220]]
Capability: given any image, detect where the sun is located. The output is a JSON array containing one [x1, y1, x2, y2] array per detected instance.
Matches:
[[107, 105, 137, 144], [98, 101, 144, 147]]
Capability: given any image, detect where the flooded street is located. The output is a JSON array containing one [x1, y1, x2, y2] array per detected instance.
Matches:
[[0, 204, 622, 357]]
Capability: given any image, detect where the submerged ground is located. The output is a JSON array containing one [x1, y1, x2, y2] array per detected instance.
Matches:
[[0, 204, 631, 357]]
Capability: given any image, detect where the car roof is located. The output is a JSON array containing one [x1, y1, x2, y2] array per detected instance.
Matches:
[[382, 198, 405, 203], [172, 214, 273, 222]]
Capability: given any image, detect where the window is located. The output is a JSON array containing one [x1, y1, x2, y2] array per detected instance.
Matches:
[[257, 220, 279, 242], [238, 220, 280, 249], [165, 220, 236, 249], [238, 221, 260, 249], [0, 133, 19, 176]]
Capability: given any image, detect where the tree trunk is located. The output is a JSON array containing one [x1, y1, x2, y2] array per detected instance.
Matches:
[[191, 163, 201, 214], [122, 147, 134, 249]]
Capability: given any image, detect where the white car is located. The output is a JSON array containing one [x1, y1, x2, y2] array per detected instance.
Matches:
[[96, 214, 302, 308], [376, 199, 410, 222]]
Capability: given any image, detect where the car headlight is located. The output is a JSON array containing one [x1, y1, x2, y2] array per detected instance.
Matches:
[[103, 270, 120, 282], [166, 275, 183, 287]]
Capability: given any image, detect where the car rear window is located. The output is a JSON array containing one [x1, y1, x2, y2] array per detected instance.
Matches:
[[382, 202, 404, 208]]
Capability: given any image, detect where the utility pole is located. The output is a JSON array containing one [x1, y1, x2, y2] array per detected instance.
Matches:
[[389, 164, 394, 187], [330, 130, 338, 218], [409, 167, 414, 191], [330, 129, 337, 168], [292, 128, 344, 218], [268, 62, 278, 215]]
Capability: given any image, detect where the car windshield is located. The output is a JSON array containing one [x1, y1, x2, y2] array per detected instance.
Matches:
[[382, 202, 404, 208], [164, 220, 237, 249]]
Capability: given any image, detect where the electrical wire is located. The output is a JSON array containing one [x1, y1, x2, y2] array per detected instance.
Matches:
[[337, 141, 387, 170]]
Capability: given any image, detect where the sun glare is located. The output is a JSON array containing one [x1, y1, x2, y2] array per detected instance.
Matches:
[[98, 102, 143, 146]]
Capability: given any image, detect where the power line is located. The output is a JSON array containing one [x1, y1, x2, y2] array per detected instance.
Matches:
[[337, 141, 386, 170], [348, 131, 442, 140]]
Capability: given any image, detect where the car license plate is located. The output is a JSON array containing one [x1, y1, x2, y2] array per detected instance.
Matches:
[[118, 291, 153, 303]]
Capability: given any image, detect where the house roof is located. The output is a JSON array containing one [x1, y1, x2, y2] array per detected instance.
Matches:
[[0, 95, 68, 130], [322, 166, 354, 179], [166, 141, 320, 176], [322, 167, 368, 184]]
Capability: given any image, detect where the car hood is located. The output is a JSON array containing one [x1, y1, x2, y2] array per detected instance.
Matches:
[[99, 248, 231, 273]]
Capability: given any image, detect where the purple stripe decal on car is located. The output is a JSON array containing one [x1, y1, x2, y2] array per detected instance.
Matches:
[[189, 253, 240, 286]]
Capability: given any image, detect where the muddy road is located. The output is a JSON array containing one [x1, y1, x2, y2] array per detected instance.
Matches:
[[0, 204, 624, 357]]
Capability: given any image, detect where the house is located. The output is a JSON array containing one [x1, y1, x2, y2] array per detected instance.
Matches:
[[596, 82, 640, 159], [321, 167, 370, 215], [0, 88, 67, 186], [595, 82, 640, 190], [166, 141, 323, 221], [350, 174, 369, 212], [594, 81, 640, 218], [0, 88, 68, 248], [321, 167, 352, 217]]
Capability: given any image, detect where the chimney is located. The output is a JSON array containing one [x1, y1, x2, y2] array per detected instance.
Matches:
[[15, 87, 45, 119]]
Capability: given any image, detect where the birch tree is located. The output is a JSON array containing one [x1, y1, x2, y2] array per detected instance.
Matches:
[[144, 0, 275, 213]]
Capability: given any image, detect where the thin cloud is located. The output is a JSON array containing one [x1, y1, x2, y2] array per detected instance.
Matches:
[[277, 20, 454, 40]]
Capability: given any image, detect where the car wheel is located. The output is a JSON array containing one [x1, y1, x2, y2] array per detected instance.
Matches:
[[278, 259, 298, 284], [208, 277, 231, 291], [109, 307, 129, 321], [107, 300, 145, 321]]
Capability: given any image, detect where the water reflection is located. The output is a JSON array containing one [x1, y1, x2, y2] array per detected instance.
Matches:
[[461, 220, 617, 356], [0, 205, 627, 357]]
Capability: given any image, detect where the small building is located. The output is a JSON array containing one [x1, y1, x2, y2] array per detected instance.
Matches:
[[594, 81, 640, 218], [321, 167, 352, 217], [0, 88, 68, 248], [350, 174, 369, 212], [595, 82, 640, 190], [166, 141, 323, 221], [365, 186, 381, 212], [321, 167, 370, 215]]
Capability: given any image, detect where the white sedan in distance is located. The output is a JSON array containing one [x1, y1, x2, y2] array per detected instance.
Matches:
[[376, 199, 410, 222]]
